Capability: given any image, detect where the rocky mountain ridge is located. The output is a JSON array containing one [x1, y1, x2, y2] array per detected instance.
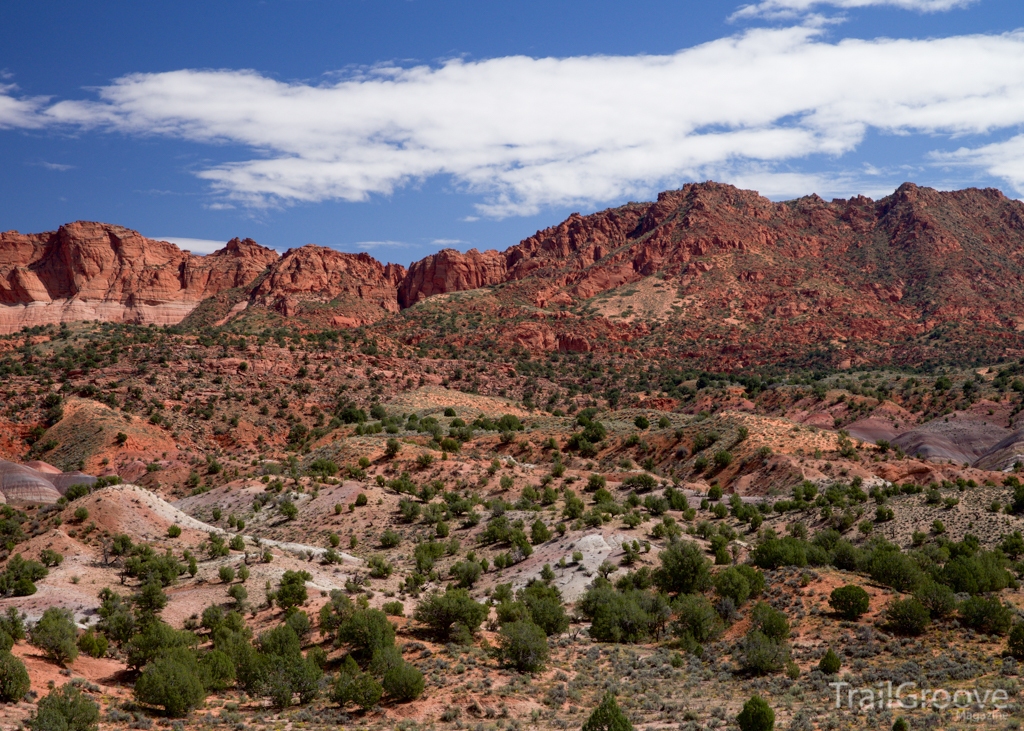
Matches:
[[6, 182, 1024, 367]]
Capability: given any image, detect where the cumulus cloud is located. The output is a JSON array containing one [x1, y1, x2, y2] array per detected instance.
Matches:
[[13, 24, 1024, 215], [936, 136, 1024, 193], [732, 0, 976, 20], [0, 84, 49, 129]]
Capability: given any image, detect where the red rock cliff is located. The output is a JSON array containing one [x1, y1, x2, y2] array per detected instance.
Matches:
[[253, 245, 406, 324], [0, 222, 277, 333]]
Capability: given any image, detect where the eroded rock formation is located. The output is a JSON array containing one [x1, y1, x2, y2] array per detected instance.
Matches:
[[0, 222, 278, 333]]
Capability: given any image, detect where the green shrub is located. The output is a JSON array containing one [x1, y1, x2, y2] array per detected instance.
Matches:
[[199, 649, 236, 691], [869, 549, 921, 592], [134, 648, 207, 717], [751, 537, 807, 569], [531, 519, 552, 545], [449, 559, 481, 588], [654, 540, 711, 595], [579, 583, 667, 643], [751, 602, 789, 641], [740, 630, 788, 675], [39, 549, 63, 568], [672, 593, 723, 648], [279, 500, 298, 520], [828, 584, 870, 620], [336, 608, 395, 659], [380, 529, 401, 548], [76, 630, 108, 659], [383, 659, 425, 701], [382, 601, 405, 617], [167, 525, 182, 538], [29, 607, 78, 666], [1007, 622, 1024, 660], [940, 551, 1012, 595], [330, 655, 383, 710], [582, 693, 633, 731], [0, 608, 25, 641], [818, 648, 841, 675], [959, 595, 1013, 635], [413, 588, 488, 643], [276, 570, 311, 611], [714, 566, 753, 607], [368, 555, 393, 579], [228, 584, 248, 609], [266, 654, 322, 708], [219, 565, 236, 583], [125, 621, 197, 671], [623, 474, 657, 493], [0, 554, 48, 596], [0, 651, 29, 702], [913, 581, 957, 619], [28, 684, 99, 731], [520, 582, 569, 636], [737, 695, 775, 731], [498, 620, 549, 672], [883, 597, 930, 636], [308, 458, 338, 477]]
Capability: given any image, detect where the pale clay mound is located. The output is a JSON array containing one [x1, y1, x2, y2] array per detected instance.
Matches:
[[0, 483, 364, 630], [96, 484, 361, 563], [0, 459, 97, 505]]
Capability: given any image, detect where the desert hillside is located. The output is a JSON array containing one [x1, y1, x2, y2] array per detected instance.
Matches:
[[1, 187, 1024, 730]]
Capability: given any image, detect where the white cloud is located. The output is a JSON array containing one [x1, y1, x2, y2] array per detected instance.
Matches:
[[37, 161, 74, 171], [13, 24, 1024, 215], [156, 236, 228, 254], [935, 136, 1024, 194], [732, 0, 976, 20], [355, 240, 411, 250], [431, 238, 468, 246], [0, 84, 48, 129]]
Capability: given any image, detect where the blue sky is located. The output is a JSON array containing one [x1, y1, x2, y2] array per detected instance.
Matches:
[[2, 0, 1024, 263]]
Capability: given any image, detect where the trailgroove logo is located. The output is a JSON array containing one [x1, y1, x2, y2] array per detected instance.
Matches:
[[830, 681, 1011, 718]]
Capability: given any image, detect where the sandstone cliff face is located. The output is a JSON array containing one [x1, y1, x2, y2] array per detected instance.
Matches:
[[402, 182, 1024, 320], [398, 248, 508, 308], [0, 222, 277, 333], [10, 181, 1024, 365], [386, 181, 1024, 367], [253, 245, 406, 324]]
